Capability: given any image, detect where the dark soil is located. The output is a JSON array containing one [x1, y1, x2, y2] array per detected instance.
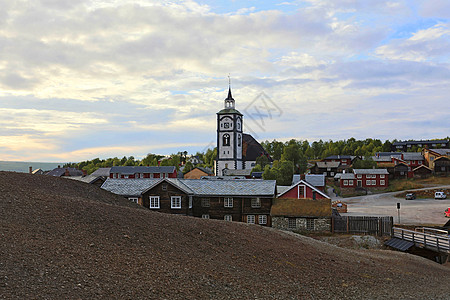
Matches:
[[1, 171, 449, 299]]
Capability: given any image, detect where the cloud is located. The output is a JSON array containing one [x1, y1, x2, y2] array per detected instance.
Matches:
[[374, 23, 450, 62], [0, 1, 449, 161]]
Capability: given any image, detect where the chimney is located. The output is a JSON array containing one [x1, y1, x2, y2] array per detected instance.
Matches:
[[29, 166, 33, 174], [65, 168, 70, 176], [58, 165, 61, 169]]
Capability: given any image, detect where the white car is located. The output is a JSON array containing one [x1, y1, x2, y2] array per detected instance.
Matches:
[[435, 192, 447, 199]]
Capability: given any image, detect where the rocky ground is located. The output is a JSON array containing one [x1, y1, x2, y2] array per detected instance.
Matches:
[[1, 171, 449, 299]]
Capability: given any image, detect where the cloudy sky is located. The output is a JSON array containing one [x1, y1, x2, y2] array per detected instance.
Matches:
[[1, 0, 449, 162]]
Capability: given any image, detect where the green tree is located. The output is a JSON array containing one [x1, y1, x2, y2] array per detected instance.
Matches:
[[255, 154, 270, 169], [183, 161, 194, 174], [352, 156, 377, 169]]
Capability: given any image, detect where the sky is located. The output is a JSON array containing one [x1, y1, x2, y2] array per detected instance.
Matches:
[[1, 0, 450, 162]]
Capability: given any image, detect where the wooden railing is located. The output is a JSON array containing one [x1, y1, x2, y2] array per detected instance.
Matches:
[[393, 227, 450, 253]]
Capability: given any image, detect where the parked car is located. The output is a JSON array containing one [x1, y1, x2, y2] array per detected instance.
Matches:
[[445, 208, 450, 218], [435, 192, 447, 199], [405, 193, 416, 200]]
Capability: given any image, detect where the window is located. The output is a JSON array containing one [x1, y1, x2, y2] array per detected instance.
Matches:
[[258, 215, 267, 225], [357, 175, 362, 179], [224, 215, 232, 221], [223, 134, 230, 146], [189, 196, 193, 209], [171, 196, 182, 209], [288, 218, 296, 229], [299, 185, 305, 197], [149, 196, 160, 209], [306, 219, 315, 230], [162, 183, 167, 191], [371, 180, 376, 185], [330, 172, 334, 176], [251, 198, 261, 208], [343, 180, 348, 186], [238, 134, 241, 147], [224, 197, 233, 208], [349, 180, 353, 185], [380, 180, 385, 185], [380, 175, 385, 179], [201, 198, 210, 207], [247, 215, 255, 224], [202, 214, 210, 219], [366, 180, 371, 186], [129, 198, 138, 204]]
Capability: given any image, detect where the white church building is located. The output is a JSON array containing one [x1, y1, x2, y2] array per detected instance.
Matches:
[[215, 87, 271, 176]]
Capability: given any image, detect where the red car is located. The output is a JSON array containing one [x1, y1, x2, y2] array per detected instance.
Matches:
[[445, 208, 450, 218]]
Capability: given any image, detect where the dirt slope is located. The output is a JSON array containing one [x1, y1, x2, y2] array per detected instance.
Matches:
[[1, 171, 449, 299]]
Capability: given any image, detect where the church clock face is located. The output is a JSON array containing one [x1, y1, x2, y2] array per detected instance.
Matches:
[[224, 123, 229, 129]]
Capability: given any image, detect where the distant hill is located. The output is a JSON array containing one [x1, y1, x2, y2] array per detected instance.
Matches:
[[0, 161, 66, 173], [1, 171, 449, 299]]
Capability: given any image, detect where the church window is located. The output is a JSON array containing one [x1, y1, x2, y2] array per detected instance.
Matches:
[[238, 134, 241, 147], [223, 134, 230, 146]]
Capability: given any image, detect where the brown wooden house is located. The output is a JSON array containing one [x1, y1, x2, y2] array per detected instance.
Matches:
[[101, 178, 276, 226], [183, 167, 214, 179], [434, 156, 450, 175]]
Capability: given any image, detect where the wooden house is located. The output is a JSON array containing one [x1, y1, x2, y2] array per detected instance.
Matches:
[[183, 167, 214, 179], [292, 174, 326, 192], [434, 157, 450, 175], [311, 161, 340, 178], [422, 148, 450, 170], [101, 178, 276, 226], [392, 140, 449, 152], [339, 169, 389, 195], [109, 166, 177, 179], [272, 180, 331, 231], [412, 165, 433, 178]]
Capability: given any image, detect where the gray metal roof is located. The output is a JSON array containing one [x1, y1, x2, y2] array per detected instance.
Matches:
[[180, 179, 276, 197], [340, 173, 355, 180], [372, 155, 394, 162], [430, 149, 450, 156], [305, 174, 325, 187], [402, 152, 424, 161], [67, 175, 104, 184], [385, 238, 414, 252], [102, 178, 276, 197], [101, 179, 160, 196], [91, 167, 111, 176], [353, 169, 389, 175], [324, 155, 353, 160], [316, 161, 340, 168], [109, 166, 176, 175]]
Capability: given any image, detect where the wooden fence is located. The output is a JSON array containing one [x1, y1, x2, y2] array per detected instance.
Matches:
[[332, 216, 393, 236]]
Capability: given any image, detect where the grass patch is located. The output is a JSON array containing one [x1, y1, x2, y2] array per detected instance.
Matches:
[[386, 179, 424, 192]]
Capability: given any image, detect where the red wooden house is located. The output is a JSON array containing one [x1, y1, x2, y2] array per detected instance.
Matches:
[[278, 179, 330, 200], [109, 166, 177, 179], [354, 169, 389, 188]]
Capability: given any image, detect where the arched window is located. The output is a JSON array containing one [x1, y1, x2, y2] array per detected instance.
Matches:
[[223, 134, 230, 146]]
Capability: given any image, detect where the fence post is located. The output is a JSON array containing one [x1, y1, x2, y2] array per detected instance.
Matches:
[[346, 216, 349, 234]]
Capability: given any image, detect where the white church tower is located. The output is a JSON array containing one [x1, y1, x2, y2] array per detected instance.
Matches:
[[215, 86, 243, 176]]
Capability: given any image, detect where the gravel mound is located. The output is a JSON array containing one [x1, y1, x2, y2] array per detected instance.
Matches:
[[1, 171, 449, 299]]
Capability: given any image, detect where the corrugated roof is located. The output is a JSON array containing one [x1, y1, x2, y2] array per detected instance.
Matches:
[[305, 174, 325, 187], [430, 149, 450, 156], [91, 167, 111, 176], [353, 169, 389, 175], [402, 153, 424, 161], [181, 179, 276, 196], [316, 161, 340, 168], [102, 178, 276, 197], [340, 173, 355, 180], [101, 179, 160, 196], [110, 166, 176, 175], [385, 238, 414, 251]]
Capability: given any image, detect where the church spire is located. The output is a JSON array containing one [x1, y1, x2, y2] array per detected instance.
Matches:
[[224, 75, 235, 109]]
